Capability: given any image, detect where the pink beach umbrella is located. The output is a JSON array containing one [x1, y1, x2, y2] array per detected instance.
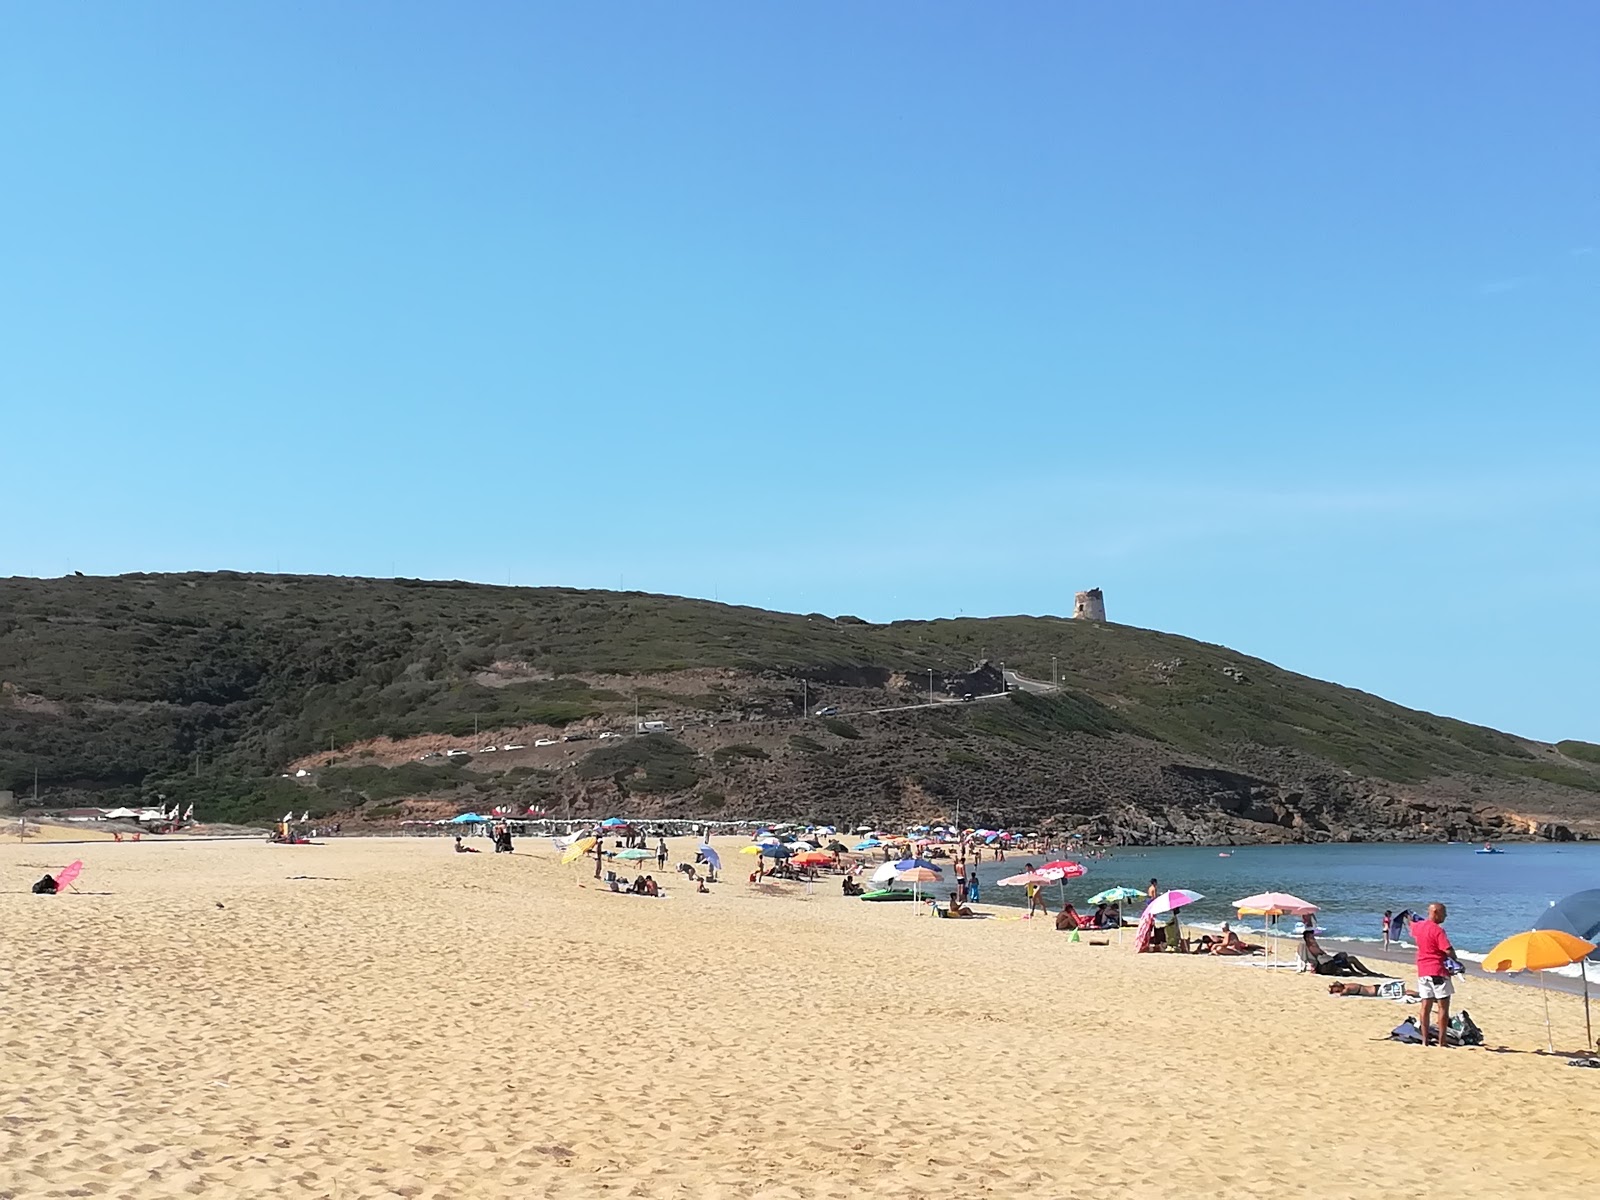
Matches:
[[54, 860, 84, 892], [1234, 892, 1318, 968]]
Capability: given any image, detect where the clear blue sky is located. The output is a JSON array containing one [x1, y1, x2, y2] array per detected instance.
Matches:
[[3, 4, 1596, 741]]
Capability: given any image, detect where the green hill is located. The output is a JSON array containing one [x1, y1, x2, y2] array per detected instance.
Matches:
[[2, 572, 1595, 840]]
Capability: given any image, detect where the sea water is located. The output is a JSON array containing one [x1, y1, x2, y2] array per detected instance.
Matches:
[[968, 842, 1600, 973]]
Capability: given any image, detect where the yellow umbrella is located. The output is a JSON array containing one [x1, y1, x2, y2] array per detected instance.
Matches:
[[1482, 929, 1596, 1052], [560, 836, 596, 865], [739, 845, 765, 856]]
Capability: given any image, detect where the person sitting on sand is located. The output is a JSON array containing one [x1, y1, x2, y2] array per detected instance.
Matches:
[[1056, 902, 1085, 931], [1300, 924, 1381, 976], [453, 837, 479, 854], [1091, 902, 1111, 928], [1329, 981, 1416, 998], [947, 891, 973, 918], [1208, 922, 1262, 956]]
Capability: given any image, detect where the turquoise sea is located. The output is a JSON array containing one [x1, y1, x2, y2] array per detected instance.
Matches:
[[968, 842, 1600, 965]]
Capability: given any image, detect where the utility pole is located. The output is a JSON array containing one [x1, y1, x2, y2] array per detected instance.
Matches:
[[802, 680, 808, 716], [1052, 656, 1058, 687], [927, 669, 934, 704]]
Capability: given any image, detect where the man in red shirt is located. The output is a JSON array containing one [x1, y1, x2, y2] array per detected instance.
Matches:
[[1412, 903, 1462, 1047]]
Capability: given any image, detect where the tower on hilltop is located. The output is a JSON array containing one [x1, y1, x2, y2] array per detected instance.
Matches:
[[1073, 588, 1106, 622]]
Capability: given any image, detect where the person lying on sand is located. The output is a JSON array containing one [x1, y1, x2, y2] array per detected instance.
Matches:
[[453, 837, 479, 854], [1329, 981, 1417, 998]]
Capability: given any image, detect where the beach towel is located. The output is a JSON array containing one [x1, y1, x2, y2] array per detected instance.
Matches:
[[1133, 909, 1155, 953]]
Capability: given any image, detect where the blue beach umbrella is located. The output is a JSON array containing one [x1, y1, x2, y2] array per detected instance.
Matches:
[[764, 844, 794, 859], [895, 857, 940, 874], [854, 839, 882, 850], [449, 813, 487, 824], [600, 817, 629, 828], [697, 844, 721, 870]]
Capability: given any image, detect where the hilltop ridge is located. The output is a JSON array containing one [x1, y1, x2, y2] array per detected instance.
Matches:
[[2, 572, 1596, 839]]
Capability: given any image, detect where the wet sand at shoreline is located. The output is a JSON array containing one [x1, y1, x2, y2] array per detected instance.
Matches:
[[3, 835, 1597, 1199]]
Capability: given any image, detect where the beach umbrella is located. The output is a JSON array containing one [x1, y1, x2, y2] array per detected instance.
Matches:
[[449, 813, 486, 824], [894, 857, 940, 873], [826, 841, 848, 854], [1534, 889, 1600, 1049], [996, 871, 1049, 886], [793, 851, 833, 868], [854, 839, 881, 851], [1482, 929, 1597, 1052], [1086, 885, 1143, 943], [1235, 892, 1319, 968], [870, 862, 901, 886], [1087, 886, 1144, 904], [616, 848, 653, 862], [600, 817, 629, 828], [1147, 889, 1204, 916], [54, 860, 84, 892], [560, 836, 596, 865], [696, 844, 721, 871], [738, 845, 765, 856], [764, 844, 794, 859], [1533, 890, 1600, 961], [1038, 859, 1087, 903], [896, 865, 941, 908], [1146, 890, 1203, 948]]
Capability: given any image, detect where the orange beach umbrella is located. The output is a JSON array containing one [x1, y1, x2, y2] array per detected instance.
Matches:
[[1482, 929, 1596, 1052]]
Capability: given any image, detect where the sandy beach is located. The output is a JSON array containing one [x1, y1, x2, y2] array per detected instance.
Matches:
[[4, 834, 1598, 1200]]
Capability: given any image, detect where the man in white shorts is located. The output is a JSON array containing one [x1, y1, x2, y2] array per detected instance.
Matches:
[[1411, 903, 1462, 1047]]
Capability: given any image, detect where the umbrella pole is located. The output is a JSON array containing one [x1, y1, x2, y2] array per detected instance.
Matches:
[[1584, 959, 1593, 1051], [1541, 972, 1554, 1053]]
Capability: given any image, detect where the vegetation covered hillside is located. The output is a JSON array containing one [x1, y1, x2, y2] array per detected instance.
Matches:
[[1, 573, 1596, 839]]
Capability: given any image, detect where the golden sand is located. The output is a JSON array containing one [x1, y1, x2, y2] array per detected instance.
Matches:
[[3, 835, 1597, 1199]]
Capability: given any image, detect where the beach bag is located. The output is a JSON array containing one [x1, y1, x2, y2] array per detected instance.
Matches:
[[1389, 1017, 1424, 1044], [1377, 979, 1407, 1000], [1450, 1011, 1484, 1046], [31, 874, 57, 894]]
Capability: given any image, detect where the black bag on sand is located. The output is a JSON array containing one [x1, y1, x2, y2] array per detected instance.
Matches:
[[1451, 1011, 1484, 1046], [31, 874, 58, 894], [1390, 1017, 1424, 1044]]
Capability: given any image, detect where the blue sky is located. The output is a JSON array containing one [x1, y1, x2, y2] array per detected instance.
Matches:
[[3, 4, 1596, 741]]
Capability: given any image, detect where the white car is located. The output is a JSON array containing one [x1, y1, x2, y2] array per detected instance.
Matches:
[[598, 731, 619, 739], [445, 749, 469, 758], [501, 743, 526, 751], [481, 745, 498, 753], [534, 738, 558, 747]]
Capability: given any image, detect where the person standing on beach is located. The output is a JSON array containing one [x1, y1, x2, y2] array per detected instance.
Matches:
[[1412, 903, 1462, 1047], [1147, 878, 1159, 900], [656, 837, 668, 869], [1382, 909, 1393, 951]]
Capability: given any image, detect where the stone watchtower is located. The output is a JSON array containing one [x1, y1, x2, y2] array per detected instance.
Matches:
[[1073, 588, 1106, 622]]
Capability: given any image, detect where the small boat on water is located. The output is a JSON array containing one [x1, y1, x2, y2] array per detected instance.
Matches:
[[1476, 844, 1504, 855]]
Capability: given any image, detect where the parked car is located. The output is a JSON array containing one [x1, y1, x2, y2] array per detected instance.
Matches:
[[961, 693, 974, 702], [480, 745, 498, 753], [562, 733, 591, 742], [534, 738, 558, 747], [598, 731, 619, 739], [814, 705, 839, 717], [445, 749, 469, 758]]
